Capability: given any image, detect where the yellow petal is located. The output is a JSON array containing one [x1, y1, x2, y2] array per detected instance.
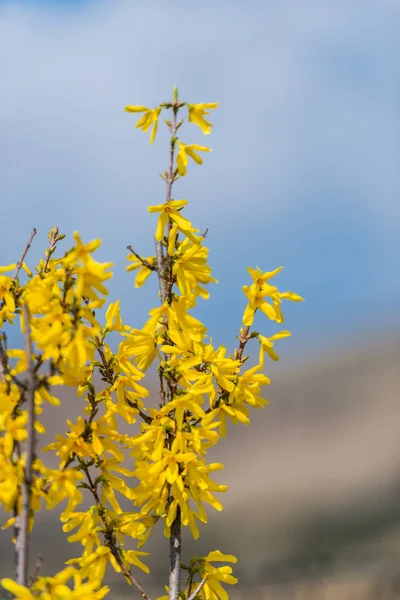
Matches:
[[125, 105, 150, 112]]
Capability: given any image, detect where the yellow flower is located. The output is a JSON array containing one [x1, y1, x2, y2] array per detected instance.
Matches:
[[230, 363, 270, 410], [176, 142, 212, 176], [67, 545, 120, 584], [125, 105, 161, 143], [119, 329, 158, 371], [242, 266, 303, 326], [0, 264, 16, 275], [188, 102, 218, 134], [0, 267, 16, 325], [1, 570, 110, 599], [148, 199, 198, 242], [184, 551, 237, 600], [1, 413, 28, 455], [0, 274, 15, 311], [66, 232, 102, 265], [172, 237, 217, 301], [43, 416, 94, 468], [62, 509, 102, 557], [259, 331, 291, 364], [126, 254, 156, 288], [158, 395, 206, 428], [74, 254, 113, 304], [1, 579, 34, 599], [105, 300, 128, 332], [120, 549, 150, 573]]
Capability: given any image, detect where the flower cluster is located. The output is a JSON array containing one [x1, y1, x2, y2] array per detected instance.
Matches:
[[0, 89, 302, 600]]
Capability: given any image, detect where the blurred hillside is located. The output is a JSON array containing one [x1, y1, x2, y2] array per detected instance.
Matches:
[[1, 334, 399, 599]]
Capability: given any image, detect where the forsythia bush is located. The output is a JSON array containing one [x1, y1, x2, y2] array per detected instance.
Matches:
[[0, 87, 303, 600]]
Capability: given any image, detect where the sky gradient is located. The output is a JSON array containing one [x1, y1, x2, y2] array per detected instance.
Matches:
[[1, 0, 399, 359]]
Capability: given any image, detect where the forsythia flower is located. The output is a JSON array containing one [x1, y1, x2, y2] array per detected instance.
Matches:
[[104, 300, 128, 333], [172, 237, 217, 301], [148, 199, 199, 242], [259, 330, 292, 364], [125, 105, 162, 143], [126, 254, 156, 288], [0, 264, 16, 326], [119, 328, 158, 371], [242, 266, 304, 326], [188, 102, 218, 134], [177, 142, 212, 176], [158, 551, 237, 600], [198, 550, 238, 600], [1, 567, 110, 599]]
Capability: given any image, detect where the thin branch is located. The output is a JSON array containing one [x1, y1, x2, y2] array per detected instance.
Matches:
[[237, 325, 251, 362], [29, 554, 43, 586], [42, 227, 59, 273], [125, 397, 152, 424], [163, 100, 182, 600], [13, 229, 37, 282], [158, 365, 167, 408], [156, 99, 180, 308], [155, 240, 167, 302], [0, 336, 8, 384], [127, 246, 156, 271], [169, 506, 181, 600], [187, 578, 206, 600], [16, 304, 36, 586]]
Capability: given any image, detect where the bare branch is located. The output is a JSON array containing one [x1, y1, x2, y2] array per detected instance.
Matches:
[[155, 240, 168, 302], [187, 578, 206, 600], [162, 100, 182, 600], [237, 324, 251, 362], [42, 227, 59, 273], [124, 397, 152, 424], [127, 246, 156, 271], [29, 554, 43, 586], [16, 304, 36, 586], [169, 506, 181, 600], [0, 335, 8, 384], [13, 228, 37, 281]]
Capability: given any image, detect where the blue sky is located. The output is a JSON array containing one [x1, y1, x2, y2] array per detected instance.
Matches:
[[1, 0, 399, 359]]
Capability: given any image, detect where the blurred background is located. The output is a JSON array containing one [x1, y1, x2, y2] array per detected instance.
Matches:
[[1, 0, 399, 598]]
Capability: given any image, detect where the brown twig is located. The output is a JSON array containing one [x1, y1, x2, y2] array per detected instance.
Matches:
[[42, 227, 59, 274], [29, 554, 43, 586], [0, 335, 8, 384], [155, 96, 181, 308], [155, 241, 168, 303], [16, 305, 36, 586], [237, 325, 251, 361], [127, 246, 156, 272], [125, 397, 152, 424], [13, 229, 37, 282], [187, 577, 206, 600], [161, 97, 183, 600], [169, 504, 181, 600]]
